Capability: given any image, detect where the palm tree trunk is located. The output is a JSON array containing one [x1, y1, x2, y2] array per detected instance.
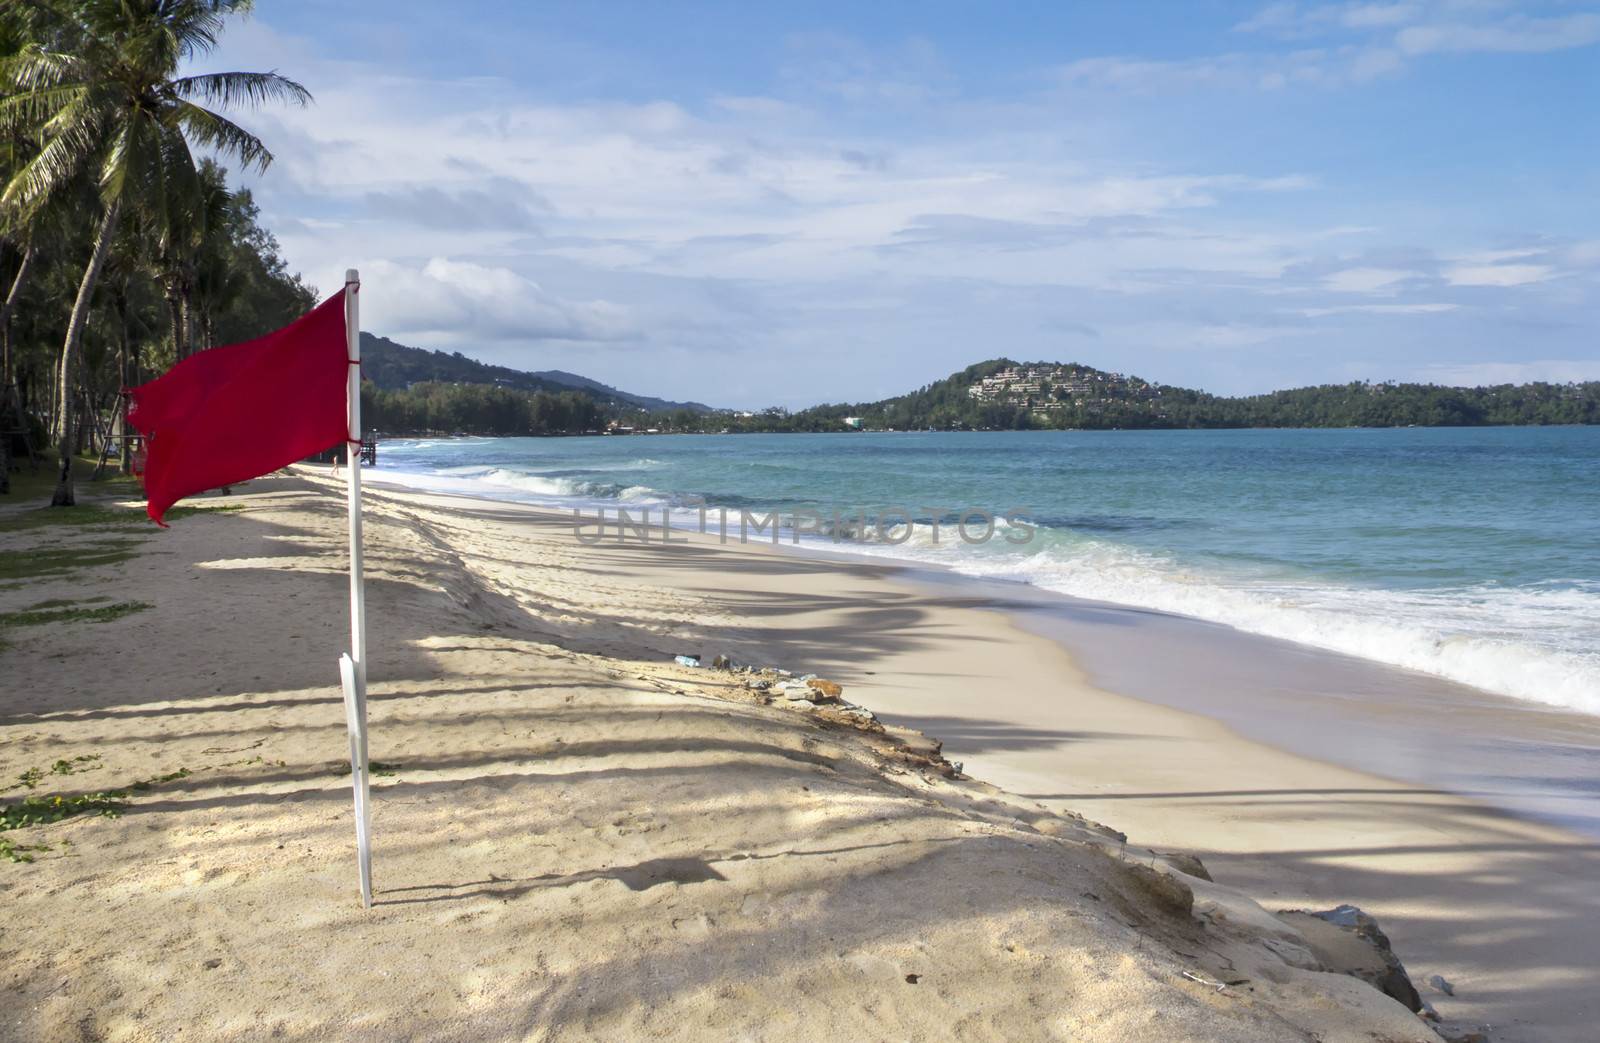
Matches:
[[1, 245, 33, 332], [52, 198, 122, 507], [1, 323, 12, 497], [165, 286, 183, 362], [117, 291, 134, 474], [180, 278, 195, 357], [0, 249, 20, 494]]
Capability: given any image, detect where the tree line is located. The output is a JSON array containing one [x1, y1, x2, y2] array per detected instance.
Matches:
[[363, 382, 607, 437], [361, 367, 1600, 439], [2, 0, 313, 503], [785, 362, 1600, 432]]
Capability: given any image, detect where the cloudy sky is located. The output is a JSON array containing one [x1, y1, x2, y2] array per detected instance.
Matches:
[[197, 1, 1600, 408]]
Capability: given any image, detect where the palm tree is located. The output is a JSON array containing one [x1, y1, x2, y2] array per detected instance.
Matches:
[[188, 160, 234, 349], [0, 0, 309, 505]]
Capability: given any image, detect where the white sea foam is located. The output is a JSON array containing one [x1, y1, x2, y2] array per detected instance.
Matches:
[[369, 463, 1600, 715], [843, 528, 1600, 715]]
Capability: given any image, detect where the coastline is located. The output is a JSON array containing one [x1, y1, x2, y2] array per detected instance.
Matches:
[[363, 470, 1600, 1041], [1, 470, 1591, 1040]]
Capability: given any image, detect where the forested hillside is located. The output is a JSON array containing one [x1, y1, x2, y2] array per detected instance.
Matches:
[[793, 360, 1600, 431], [360, 335, 715, 413]]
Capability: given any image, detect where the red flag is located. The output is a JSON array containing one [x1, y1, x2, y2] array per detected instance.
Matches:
[[128, 289, 351, 525]]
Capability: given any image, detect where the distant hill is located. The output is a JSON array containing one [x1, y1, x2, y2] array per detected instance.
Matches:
[[530, 368, 716, 414], [359, 333, 717, 413], [795, 358, 1600, 430], [359, 343, 1600, 437]]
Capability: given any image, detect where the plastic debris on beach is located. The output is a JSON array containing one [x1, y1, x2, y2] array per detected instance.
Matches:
[[673, 654, 701, 667]]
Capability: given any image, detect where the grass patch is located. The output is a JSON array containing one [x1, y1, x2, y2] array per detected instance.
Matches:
[[0, 600, 151, 628], [27, 596, 112, 610], [0, 459, 140, 505], [0, 497, 239, 535], [0, 503, 152, 534], [0, 543, 144, 581], [165, 504, 243, 520]]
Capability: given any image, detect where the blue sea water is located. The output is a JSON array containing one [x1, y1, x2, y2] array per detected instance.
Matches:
[[374, 427, 1600, 716]]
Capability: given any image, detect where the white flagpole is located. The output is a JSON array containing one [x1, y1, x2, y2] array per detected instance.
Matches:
[[340, 268, 373, 908]]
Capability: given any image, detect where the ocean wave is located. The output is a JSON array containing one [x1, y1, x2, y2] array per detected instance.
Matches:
[[368, 462, 1600, 715], [843, 529, 1600, 715]]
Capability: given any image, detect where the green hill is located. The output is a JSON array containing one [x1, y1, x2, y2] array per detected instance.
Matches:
[[359, 333, 717, 413], [794, 359, 1600, 430]]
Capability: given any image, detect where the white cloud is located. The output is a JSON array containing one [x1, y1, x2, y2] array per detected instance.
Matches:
[[1444, 263, 1555, 287], [364, 258, 635, 343], [1323, 266, 1419, 292], [1297, 302, 1458, 315], [1396, 13, 1600, 54], [186, 15, 1598, 405], [1205, 3, 1600, 87]]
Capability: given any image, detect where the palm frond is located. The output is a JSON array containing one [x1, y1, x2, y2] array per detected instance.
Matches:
[[172, 99, 273, 173], [0, 83, 91, 131], [157, 121, 204, 245], [1, 93, 102, 216], [170, 70, 312, 109], [0, 45, 90, 93]]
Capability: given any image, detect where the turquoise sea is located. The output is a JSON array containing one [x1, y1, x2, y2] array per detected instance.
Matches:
[[374, 427, 1600, 717]]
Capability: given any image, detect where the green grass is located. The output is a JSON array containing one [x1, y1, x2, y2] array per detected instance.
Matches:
[[0, 505, 151, 533], [0, 543, 145, 581], [0, 471, 240, 534], [24, 596, 112, 610], [0, 600, 150, 628], [0, 460, 141, 506]]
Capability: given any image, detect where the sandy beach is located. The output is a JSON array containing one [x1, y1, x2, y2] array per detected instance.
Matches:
[[2, 470, 1592, 1041]]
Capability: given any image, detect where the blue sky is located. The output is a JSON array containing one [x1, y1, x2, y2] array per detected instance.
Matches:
[[199, 1, 1600, 407]]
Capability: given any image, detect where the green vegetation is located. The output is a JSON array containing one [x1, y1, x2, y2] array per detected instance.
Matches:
[[797, 360, 1600, 431], [14, 753, 102, 790], [0, 498, 236, 536], [130, 767, 191, 791], [357, 354, 1600, 437], [0, 837, 54, 863], [1, 789, 128, 831], [0, 544, 142, 581], [364, 381, 608, 437], [2, 1, 313, 503], [361, 334, 714, 414], [0, 599, 149, 627], [2, 760, 196, 862]]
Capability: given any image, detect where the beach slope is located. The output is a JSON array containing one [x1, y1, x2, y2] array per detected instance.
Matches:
[[1, 474, 1437, 1041]]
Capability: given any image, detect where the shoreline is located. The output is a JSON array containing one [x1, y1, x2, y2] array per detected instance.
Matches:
[[4, 471, 1593, 1040], [367, 460, 1600, 835], [366, 433, 1600, 721], [362, 471, 1600, 1041]]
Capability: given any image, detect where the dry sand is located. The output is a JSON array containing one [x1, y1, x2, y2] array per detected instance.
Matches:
[[0, 469, 1571, 1041]]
